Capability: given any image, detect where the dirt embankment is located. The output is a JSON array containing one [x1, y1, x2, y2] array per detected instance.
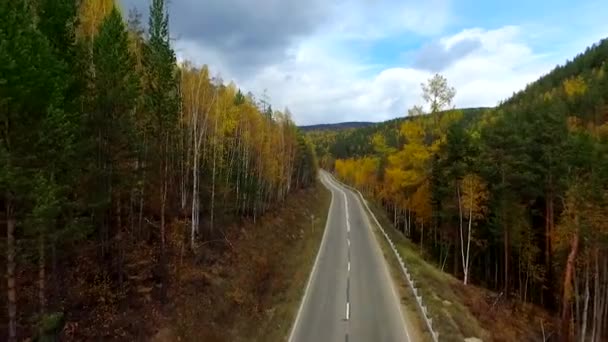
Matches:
[[162, 183, 331, 341]]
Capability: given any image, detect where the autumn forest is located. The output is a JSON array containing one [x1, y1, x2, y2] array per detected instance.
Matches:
[[3, 0, 608, 341], [314, 40, 608, 341], [1, 0, 317, 340]]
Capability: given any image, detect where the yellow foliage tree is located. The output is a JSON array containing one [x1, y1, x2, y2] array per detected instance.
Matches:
[[77, 0, 117, 39], [563, 75, 588, 98], [411, 180, 432, 249]]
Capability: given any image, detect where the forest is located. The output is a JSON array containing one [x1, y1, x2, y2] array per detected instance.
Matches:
[[0, 0, 317, 340], [316, 39, 608, 341]]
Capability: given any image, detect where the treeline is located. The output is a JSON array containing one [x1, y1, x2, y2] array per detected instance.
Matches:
[[1, 0, 316, 340], [312, 107, 487, 170], [322, 39, 608, 341]]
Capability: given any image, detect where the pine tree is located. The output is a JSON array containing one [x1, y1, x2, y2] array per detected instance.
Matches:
[[88, 6, 140, 259], [0, 0, 65, 339], [143, 0, 179, 303]]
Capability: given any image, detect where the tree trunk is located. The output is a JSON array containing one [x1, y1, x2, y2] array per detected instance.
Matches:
[[129, 187, 135, 235], [495, 254, 499, 291], [407, 206, 411, 237], [504, 223, 509, 296], [561, 227, 579, 341], [592, 249, 606, 342], [39, 232, 46, 314], [161, 140, 167, 249], [457, 183, 466, 283], [433, 216, 437, 248], [574, 265, 580, 339], [7, 199, 17, 342], [545, 190, 553, 264], [597, 262, 608, 341], [545, 189, 554, 309], [159, 136, 168, 304], [393, 204, 397, 227], [138, 150, 146, 240], [524, 268, 529, 303], [464, 203, 473, 286], [592, 256, 598, 342], [501, 168, 509, 297], [441, 242, 449, 272], [581, 261, 590, 342], [210, 107, 219, 234], [191, 141, 199, 248], [420, 220, 424, 252]]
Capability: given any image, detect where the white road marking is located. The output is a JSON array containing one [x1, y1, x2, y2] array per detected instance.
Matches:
[[325, 171, 413, 342], [288, 173, 335, 342], [343, 190, 350, 233], [347, 238, 350, 247], [346, 302, 350, 320], [348, 261, 351, 272]]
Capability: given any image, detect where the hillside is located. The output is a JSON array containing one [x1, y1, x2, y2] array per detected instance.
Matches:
[[299, 121, 375, 132], [366, 195, 554, 342], [320, 38, 608, 341], [309, 107, 488, 167]]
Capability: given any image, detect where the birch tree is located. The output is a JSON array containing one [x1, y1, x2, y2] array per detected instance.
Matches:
[[459, 173, 488, 285]]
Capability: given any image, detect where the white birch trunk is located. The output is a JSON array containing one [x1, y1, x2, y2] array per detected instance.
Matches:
[[581, 263, 589, 342], [458, 183, 466, 284]]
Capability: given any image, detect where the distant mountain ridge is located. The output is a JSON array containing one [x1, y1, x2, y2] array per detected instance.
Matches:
[[306, 107, 490, 161], [299, 121, 375, 132]]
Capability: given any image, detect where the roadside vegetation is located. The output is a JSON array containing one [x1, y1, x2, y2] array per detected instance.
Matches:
[[368, 199, 553, 342], [168, 182, 331, 341], [312, 39, 608, 341]]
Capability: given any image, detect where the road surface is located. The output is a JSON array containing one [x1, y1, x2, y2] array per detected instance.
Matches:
[[289, 171, 411, 342]]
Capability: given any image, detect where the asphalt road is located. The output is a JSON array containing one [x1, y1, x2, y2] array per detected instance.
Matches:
[[289, 171, 411, 342]]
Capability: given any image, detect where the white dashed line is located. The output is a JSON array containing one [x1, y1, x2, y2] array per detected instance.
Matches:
[[343, 192, 350, 233], [346, 302, 350, 320]]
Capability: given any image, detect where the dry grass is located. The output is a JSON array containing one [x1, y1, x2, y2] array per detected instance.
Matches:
[[170, 182, 331, 341]]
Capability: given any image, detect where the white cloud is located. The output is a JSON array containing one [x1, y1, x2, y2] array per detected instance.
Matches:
[[122, 0, 607, 125], [162, 1, 600, 126], [328, 0, 452, 40], [442, 26, 553, 109], [236, 25, 555, 125]]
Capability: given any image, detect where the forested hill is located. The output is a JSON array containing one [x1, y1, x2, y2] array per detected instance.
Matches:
[[0, 0, 318, 340], [315, 38, 608, 340], [299, 121, 375, 132], [309, 107, 488, 165]]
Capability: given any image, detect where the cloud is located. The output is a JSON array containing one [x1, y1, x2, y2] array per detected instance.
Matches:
[[117, 1, 596, 126], [327, 0, 451, 40], [239, 26, 554, 125], [414, 37, 482, 71], [119, 0, 330, 74]]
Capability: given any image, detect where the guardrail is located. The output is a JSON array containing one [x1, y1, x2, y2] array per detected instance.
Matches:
[[325, 171, 440, 342]]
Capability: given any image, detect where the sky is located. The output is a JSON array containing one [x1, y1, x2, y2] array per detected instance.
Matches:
[[119, 0, 608, 125]]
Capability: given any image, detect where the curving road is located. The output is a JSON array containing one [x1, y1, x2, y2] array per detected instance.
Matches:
[[289, 171, 411, 342]]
